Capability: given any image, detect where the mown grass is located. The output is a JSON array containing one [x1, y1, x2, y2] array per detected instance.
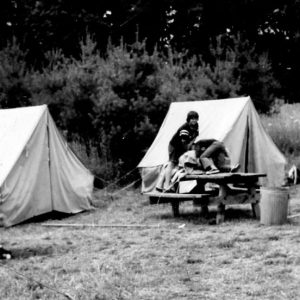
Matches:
[[1, 103, 300, 299], [1, 186, 300, 300]]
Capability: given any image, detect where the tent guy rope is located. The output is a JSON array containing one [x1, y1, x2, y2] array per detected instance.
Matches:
[[41, 223, 161, 228]]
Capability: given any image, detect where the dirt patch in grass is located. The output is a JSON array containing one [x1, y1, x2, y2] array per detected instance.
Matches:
[[1, 186, 300, 299]]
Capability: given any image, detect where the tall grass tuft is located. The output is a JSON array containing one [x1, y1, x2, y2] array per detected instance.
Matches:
[[261, 103, 300, 165]]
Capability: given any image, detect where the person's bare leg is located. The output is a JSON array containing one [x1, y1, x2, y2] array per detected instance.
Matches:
[[200, 141, 223, 159], [200, 157, 219, 173], [156, 165, 166, 192], [164, 161, 175, 190]]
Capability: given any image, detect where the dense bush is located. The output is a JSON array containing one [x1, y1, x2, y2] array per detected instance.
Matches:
[[0, 35, 280, 183], [207, 34, 280, 113], [0, 39, 32, 108]]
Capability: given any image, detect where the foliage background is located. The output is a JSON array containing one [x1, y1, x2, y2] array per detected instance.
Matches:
[[0, 35, 281, 181], [0, 0, 299, 182]]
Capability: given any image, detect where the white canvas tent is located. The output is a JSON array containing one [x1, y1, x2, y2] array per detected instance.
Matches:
[[0, 105, 94, 226], [138, 97, 287, 192]]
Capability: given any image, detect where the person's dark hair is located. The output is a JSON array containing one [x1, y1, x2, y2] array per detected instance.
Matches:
[[186, 111, 199, 122]]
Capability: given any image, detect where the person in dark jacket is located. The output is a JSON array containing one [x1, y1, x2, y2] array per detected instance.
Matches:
[[161, 111, 199, 191]]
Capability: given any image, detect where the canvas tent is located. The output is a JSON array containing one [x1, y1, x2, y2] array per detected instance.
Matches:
[[0, 105, 94, 226], [138, 97, 287, 192]]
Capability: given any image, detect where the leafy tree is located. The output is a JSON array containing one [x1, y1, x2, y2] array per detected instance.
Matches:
[[0, 38, 31, 108], [1, 0, 300, 106], [94, 41, 161, 171], [207, 34, 280, 112], [30, 35, 99, 154]]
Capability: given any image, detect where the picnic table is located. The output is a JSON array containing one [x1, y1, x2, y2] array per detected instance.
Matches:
[[144, 172, 267, 224]]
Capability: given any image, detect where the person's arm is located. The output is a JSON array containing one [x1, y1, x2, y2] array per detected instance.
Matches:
[[187, 138, 196, 150], [169, 124, 185, 147]]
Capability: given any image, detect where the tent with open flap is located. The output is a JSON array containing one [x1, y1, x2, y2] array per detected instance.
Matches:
[[0, 105, 94, 226], [138, 97, 287, 192]]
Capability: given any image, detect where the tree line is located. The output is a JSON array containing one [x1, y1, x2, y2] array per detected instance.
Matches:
[[0, 36, 278, 181], [1, 0, 299, 101], [0, 1, 298, 181]]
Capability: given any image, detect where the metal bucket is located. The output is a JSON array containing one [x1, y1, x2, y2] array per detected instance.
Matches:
[[260, 187, 289, 225]]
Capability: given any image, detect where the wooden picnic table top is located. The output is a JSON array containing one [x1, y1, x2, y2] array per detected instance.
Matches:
[[182, 172, 267, 182]]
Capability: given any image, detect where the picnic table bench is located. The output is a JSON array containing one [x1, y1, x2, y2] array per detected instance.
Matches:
[[144, 172, 267, 224]]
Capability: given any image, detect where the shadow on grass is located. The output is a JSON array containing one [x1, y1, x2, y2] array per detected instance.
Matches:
[[225, 207, 254, 221], [18, 211, 77, 226], [12, 245, 54, 259], [151, 205, 255, 225]]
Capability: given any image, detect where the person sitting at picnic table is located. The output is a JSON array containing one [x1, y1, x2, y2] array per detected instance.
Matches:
[[195, 139, 240, 173], [156, 110, 199, 192], [171, 139, 240, 184]]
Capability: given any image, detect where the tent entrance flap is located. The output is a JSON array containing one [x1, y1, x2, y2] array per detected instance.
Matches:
[[245, 116, 250, 173], [46, 114, 54, 211]]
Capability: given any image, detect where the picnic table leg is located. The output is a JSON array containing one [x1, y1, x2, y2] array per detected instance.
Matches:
[[171, 201, 180, 217], [193, 181, 209, 217], [251, 203, 260, 219], [216, 184, 227, 224], [216, 204, 225, 224], [200, 204, 209, 217], [199, 196, 209, 217], [248, 186, 260, 219]]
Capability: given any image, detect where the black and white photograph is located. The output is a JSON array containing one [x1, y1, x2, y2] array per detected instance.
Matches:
[[1, 1, 300, 299]]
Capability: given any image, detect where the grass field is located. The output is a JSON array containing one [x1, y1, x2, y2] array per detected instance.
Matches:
[[1, 185, 300, 300]]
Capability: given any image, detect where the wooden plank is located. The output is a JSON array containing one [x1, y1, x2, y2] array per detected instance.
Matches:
[[145, 184, 260, 203], [147, 192, 259, 205], [145, 192, 211, 199], [183, 172, 266, 182], [148, 193, 211, 205]]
